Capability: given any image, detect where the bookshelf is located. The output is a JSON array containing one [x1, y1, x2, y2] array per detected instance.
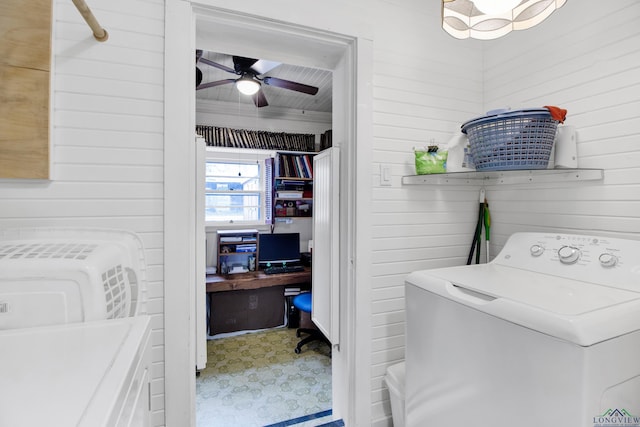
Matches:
[[216, 229, 259, 274], [196, 125, 316, 152], [273, 153, 314, 219]]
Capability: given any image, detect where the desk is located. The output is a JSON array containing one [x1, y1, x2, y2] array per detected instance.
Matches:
[[206, 267, 311, 293], [206, 267, 311, 335]]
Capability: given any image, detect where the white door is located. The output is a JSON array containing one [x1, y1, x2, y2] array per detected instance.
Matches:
[[195, 136, 207, 370], [312, 147, 339, 345]]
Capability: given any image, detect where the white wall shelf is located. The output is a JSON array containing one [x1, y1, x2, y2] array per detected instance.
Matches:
[[402, 169, 604, 186]]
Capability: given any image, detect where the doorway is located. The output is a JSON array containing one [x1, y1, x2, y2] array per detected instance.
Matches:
[[194, 49, 334, 427], [164, 3, 371, 426]]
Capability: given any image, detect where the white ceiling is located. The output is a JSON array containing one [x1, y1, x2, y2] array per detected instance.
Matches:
[[195, 51, 333, 113]]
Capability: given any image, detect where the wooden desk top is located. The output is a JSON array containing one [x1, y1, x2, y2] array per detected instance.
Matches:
[[206, 267, 311, 293]]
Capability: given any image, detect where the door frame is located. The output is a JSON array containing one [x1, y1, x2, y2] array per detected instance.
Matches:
[[164, 2, 373, 426]]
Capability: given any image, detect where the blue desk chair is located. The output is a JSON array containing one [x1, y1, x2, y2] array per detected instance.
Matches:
[[292, 292, 331, 354]]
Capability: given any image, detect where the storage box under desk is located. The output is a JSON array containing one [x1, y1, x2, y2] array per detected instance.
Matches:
[[209, 285, 285, 335]]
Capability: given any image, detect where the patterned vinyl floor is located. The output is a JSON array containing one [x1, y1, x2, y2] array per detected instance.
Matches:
[[196, 327, 332, 427]]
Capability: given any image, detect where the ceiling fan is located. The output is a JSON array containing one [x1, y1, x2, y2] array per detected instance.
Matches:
[[195, 50, 319, 108]]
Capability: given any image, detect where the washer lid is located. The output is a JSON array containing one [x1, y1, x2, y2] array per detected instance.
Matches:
[[406, 264, 640, 346]]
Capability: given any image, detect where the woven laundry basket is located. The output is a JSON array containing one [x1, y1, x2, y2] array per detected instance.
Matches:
[[461, 108, 559, 171]]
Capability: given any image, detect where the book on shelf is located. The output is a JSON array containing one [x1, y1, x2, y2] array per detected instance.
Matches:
[[302, 155, 313, 178], [276, 180, 306, 190], [276, 153, 314, 179], [218, 229, 258, 236], [220, 236, 243, 243], [235, 244, 257, 252], [294, 156, 305, 178], [297, 203, 311, 212], [277, 191, 304, 199]]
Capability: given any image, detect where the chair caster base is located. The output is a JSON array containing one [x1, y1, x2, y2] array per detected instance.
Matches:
[[293, 328, 331, 355]]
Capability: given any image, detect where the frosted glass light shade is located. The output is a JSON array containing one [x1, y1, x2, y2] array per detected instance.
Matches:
[[473, 0, 522, 15], [442, 0, 567, 40], [236, 77, 260, 95]]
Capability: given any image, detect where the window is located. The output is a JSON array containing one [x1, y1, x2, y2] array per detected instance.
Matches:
[[205, 150, 273, 225]]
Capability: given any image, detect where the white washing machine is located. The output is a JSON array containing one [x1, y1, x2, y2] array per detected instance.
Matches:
[[405, 232, 640, 427]]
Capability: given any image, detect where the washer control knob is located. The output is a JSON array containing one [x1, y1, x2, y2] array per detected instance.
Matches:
[[530, 244, 545, 257], [599, 253, 618, 268], [558, 246, 580, 264]]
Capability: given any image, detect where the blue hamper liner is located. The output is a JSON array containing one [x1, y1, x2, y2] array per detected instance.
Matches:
[[461, 108, 559, 171]]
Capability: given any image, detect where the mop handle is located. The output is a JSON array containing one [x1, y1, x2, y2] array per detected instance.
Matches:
[[484, 198, 491, 262]]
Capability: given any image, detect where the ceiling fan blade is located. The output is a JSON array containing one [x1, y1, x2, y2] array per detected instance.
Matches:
[[263, 76, 319, 95], [252, 89, 269, 108], [232, 56, 260, 73], [248, 59, 281, 75], [196, 79, 236, 90], [232, 56, 280, 75], [199, 57, 236, 74], [196, 67, 203, 87]]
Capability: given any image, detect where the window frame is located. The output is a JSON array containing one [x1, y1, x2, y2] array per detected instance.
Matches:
[[204, 147, 275, 227]]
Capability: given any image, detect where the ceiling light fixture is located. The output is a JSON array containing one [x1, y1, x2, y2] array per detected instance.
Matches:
[[235, 75, 260, 95], [442, 0, 567, 40], [472, 0, 521, 14]]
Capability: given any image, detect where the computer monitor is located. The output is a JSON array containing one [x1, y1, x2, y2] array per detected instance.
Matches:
[[258, 233, 301, 266]]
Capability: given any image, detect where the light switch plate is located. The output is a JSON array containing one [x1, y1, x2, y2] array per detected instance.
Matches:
[[381, 164, 392, 186]]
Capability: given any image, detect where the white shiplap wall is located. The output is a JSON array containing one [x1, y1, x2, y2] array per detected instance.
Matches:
[[370, 1, 640, 426], [482, 0, 640, 249], [369, 1, 484, 425], [0, 0, 167, 425]]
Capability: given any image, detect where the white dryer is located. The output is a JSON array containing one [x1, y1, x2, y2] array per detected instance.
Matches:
[[0, 316, 152, 427], [405, 232, 640, 427]]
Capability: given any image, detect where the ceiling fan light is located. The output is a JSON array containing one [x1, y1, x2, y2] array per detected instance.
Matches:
[[236, 77, 260, 95]]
